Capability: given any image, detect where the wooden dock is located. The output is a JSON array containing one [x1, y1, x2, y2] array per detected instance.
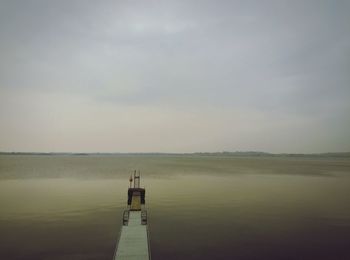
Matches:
[[114, 211, 150, 260], [114, 172, 150, 260]]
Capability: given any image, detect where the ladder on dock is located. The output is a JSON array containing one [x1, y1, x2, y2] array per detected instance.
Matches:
[[114, 171, 151, 260]]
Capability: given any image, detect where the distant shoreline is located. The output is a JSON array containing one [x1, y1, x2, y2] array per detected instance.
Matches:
[[1, 151, 349, 158]]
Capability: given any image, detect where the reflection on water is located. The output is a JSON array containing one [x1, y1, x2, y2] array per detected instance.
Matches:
[[0, 155, 350, 259]]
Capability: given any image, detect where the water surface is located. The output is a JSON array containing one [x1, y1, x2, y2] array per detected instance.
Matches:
[[0, 155, 350, 259]]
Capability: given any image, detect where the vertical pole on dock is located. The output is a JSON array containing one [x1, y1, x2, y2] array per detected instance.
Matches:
[[134, 170, 140, 188]]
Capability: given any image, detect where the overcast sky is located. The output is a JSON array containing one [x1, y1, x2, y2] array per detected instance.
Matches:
[[0, 0, 349, 153]]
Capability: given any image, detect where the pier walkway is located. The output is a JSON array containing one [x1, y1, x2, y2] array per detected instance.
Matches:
[[114, 211, 149, 260], [114, 172, 150, 260]]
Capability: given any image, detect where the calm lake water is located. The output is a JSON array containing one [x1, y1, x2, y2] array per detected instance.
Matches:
[[0, 155, 350, 259]]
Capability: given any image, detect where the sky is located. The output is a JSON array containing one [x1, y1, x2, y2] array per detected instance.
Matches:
[[0, 0, 349, 153]]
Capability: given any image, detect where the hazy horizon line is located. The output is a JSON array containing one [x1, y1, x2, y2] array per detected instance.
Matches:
[[1, 151, 349, 156]]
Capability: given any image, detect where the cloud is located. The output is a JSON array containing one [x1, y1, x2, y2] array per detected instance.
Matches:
[[0, 0, 349, 152]]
